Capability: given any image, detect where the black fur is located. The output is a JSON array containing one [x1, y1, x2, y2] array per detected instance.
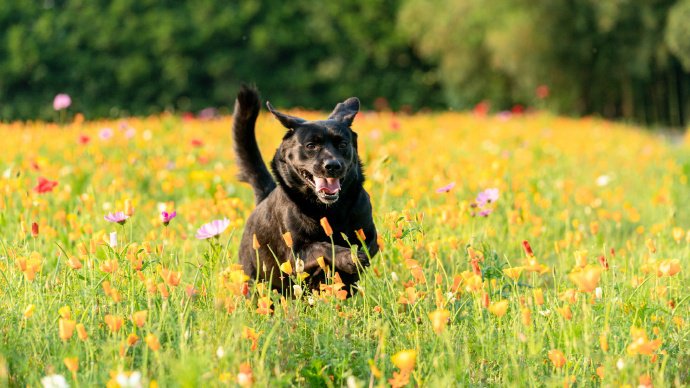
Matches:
[[232, 85, 378, 295]]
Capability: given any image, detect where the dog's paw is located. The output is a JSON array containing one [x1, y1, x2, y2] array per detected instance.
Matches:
[[334, 250, 369, 274], [333, 250, 358, 274]]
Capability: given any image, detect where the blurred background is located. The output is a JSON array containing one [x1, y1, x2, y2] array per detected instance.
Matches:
[[1, 0, 690, 127]]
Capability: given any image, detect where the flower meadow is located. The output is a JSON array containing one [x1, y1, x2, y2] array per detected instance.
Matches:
[[1, 108, 690, 387]]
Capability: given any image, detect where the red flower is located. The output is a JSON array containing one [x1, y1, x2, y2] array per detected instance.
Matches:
[[34, 177, 58, 194], [191, 139, 204, 147], [536, 85, 550, 99], [78, 135, 90, 145]]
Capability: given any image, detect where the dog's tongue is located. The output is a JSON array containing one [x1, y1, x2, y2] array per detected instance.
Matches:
[[314, 177, 341, 194]]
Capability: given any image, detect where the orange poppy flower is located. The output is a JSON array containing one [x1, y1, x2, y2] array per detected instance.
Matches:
[[320, 217, 333, 237], [104, 314, 124, 333], [59, 318, 76, 341], [626, 327, 662, 356], [132, 310, 148, 328], [76, 323, 88, 341], [568, 266, 601, 292], [656, 259, 680, 277], [146, 333, 161, 352], [282, 232, 293, 248], [548, 349, 566, 368], [63, 357, 79, 373]]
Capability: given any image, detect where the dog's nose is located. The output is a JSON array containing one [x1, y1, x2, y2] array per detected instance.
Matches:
[[323, 160, 342, 174]]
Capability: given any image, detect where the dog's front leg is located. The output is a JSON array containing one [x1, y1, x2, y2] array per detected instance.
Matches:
[[298, 242, 360, 275]]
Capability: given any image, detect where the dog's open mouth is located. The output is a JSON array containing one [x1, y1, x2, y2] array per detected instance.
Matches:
[[301, 170, 341, 202]]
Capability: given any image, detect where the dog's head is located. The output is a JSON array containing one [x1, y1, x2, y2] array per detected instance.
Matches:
[[268, 98, 362, 205]]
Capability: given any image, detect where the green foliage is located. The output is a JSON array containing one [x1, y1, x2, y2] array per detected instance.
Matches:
[[0, 0, 441, 120], [399, 0, 690, 126], [1, 0, 690, 126], [666, 0, 690, 71]]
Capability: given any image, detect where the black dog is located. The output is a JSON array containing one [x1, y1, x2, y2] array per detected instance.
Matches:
[[232, 85, 378, 295]]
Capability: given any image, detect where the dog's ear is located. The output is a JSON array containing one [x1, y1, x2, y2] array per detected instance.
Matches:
[[328, 97, 360, 126], [266, 101, 305, 130]]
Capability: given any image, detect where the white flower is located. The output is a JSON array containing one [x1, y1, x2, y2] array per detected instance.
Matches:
[[116, 371, 142, 388], [41, 374, 69, 388], [596, 175, 611, 187], [595, 287, 603, 299], [616, 358, 625, 370], [295, 259, 305, 274], [391, 272, 399, 282], [346, 376, 357, 388], [216, 346, 225, 358], [293, 284, 303, 299], [109, 231, 118, 247], [307, 296, 315, 306]]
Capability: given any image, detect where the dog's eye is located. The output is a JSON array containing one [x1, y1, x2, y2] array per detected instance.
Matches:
[[305, 143, 317, 150], [337, 141, 349, 149]]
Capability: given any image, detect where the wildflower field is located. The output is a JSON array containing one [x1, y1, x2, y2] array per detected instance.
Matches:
[[2, 109, 690, 387]]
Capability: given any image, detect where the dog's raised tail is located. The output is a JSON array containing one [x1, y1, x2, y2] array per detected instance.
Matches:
[[232, 85, 276, 204]]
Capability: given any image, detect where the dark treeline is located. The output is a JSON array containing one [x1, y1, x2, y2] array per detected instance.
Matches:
[[1, 0, 690, 126]]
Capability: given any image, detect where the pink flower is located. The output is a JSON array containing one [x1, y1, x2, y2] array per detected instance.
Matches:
[[472, 188, 500, 217], [99, 128, 114, 140], [104, 212, 129, 225], [476, 188, 499, 207], [53, 94, 72, 110], [435, 182, 456, 193], [161, 211, 177, 226], [195, 219, 230, 239], [34, 177, 59, 194]]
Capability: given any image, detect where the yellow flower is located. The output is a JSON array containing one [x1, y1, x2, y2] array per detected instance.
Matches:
[[533, 288, 545, 306], [316, 256, 327, 271], [503, 266, 524, 281], [574, 250, 588, 268], [488, 300, 509, 318], [23, 304, 36, 319], [58, 305, 71, 319], [279, 261, 293, 275], [521, 308, 532, 326], [599, 333, 609, 352], [124, 198, 134, 216], [391, 349, 416, 371], [672, 227, 684, 243], [428, 309, 450, 334]]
